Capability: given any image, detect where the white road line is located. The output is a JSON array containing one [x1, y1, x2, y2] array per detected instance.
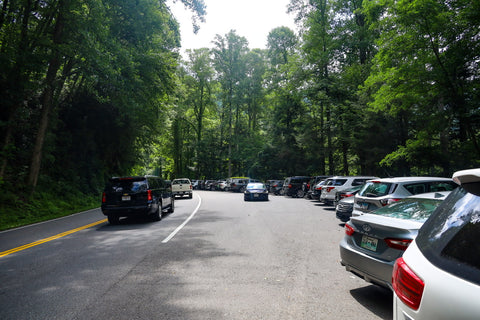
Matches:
[[162, 194, 202, 243]]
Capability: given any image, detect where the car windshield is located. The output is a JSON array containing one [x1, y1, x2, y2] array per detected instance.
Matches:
[[247, 183, 265, 190], [359, 181, 392, 197], [371, 198, 443, 222]]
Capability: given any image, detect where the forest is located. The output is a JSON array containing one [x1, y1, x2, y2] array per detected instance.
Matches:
[[0, 0, 479, 226]]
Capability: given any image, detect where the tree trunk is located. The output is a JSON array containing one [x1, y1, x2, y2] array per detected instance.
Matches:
[[27, 0, 65, 191]]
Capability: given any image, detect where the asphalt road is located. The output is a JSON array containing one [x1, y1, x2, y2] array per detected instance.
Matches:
[[0, 191, 392, 320]]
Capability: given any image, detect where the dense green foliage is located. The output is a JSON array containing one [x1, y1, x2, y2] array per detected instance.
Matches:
[[0, 0, 479, 227]]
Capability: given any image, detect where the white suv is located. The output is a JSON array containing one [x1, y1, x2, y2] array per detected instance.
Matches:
[[320, 176, 378, 205], [392, 168, 480, 319], [353, 177, 457, 216]]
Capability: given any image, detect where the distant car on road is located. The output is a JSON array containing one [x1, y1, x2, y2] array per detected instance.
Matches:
[[244, 182, 269, 201], [101, 175, 174, 224], [393, 168, 480, 319], [340, 192, 450, 289], [172, 178, 193, 198]]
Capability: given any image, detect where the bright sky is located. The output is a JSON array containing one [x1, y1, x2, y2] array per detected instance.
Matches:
[[169, 0, 297, 52]]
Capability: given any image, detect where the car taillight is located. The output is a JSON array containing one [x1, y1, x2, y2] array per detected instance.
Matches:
[[326, 186, 335, 192], [190, 185, 193, 189], [380, 198, 400, 206], [385, 238, 412, 250], [316, 186, 322, 190], [102, 192, 106, 203], [345, 224, 355, 236], [344, 193, 354, 198], [147, 190, 153, 201], [392, 257, 424, 310], [288, 184, 292, 188]]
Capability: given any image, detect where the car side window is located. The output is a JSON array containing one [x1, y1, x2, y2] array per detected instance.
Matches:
[[352, 179, 366, 186], [404, 183, 426, 195], [417, 187, 480, 286], [428, 181, 457, 192]]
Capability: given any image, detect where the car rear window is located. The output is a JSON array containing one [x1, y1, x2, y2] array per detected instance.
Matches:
[[416, 187, 480, 285], [107, 179, 148, 193], [173, 179, 190, 184], [371, 198, 443, 222], [358, 181, 393, 197]]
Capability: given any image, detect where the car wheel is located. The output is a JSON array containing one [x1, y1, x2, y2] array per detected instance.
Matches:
[[297, 189, 305, 198], [240, 186, 246, 193], [189, 193, 193, 199], [152, 204, 162, 221], [108, 215, 119, 225], [167, 198, 175, 213]]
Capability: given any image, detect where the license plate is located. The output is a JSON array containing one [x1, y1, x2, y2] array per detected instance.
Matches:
[[122, 195, 131, 201], [254, 193, 259, 197], [361, 235, 378, 251]]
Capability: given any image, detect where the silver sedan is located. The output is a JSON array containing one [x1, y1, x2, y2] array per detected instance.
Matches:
[[339, 191, 450, 289]]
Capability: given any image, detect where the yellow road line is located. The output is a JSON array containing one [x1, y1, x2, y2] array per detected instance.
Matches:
[[0, 219, 107, 258]]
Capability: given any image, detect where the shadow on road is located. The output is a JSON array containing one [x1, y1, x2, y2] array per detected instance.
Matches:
[[350, 285, 393, 320]]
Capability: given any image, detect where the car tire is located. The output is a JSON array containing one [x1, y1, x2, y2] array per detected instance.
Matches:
[[297, 189, 305, 198], [189, 193, 193, 199], [152, 204, 162, 221], [108, 215, 119, 225], [167, 198, 175, 213]]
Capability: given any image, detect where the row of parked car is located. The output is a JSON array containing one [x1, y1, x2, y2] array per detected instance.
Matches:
[[286, 171, 479, 319], [192, 177, 262, 192]]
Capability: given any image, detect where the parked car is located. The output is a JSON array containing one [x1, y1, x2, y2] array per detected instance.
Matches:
[[244, 182, 269, 201], [172, 178, 193, 198], [320, 176, 378, 205], [216, 180, 228, 190], [340, 191, 450, 289], [311, 179, 328, 200], [191, 180, 200, 190], [306, 176, 330, 199], [204, 180, 217, 190], [334, 184, 364, 207], [227, 177, 261, 192], [353, 177, 457, 216], [267, 180, 283, 195], [282, 176, 312, 198], [335, 196, 355, 222], [334, 184, 365, 222], [101, 176, 174, 224], [392, 169, 480, 319]]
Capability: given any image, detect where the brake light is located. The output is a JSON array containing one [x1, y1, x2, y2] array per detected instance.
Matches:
[[345, 224, 355, 236], [380, 198, 400, 206], [392, 257, 424, 310], [102, 192, 106, 203], [316, 186, 322, 190], [385, 238, 412, 250], [147, 189, 153, 201], [326, 186, 335, 192], [288, 184, 292, 188], [344, 193, 354, 198], [190, 185, 193, 189]]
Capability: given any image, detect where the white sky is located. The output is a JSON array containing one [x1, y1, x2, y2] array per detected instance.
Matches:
[[169, 0, 297, 52]]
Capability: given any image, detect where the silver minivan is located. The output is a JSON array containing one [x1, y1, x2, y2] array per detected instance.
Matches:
[[353, 177, 457, 216]]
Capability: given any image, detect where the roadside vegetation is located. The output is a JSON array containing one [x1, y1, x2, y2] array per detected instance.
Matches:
[[1, 0, 479, 229]]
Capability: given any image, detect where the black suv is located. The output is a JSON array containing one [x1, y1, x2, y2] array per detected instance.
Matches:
[[282, 176, 312, 198], [101, 176, 174, 224]]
